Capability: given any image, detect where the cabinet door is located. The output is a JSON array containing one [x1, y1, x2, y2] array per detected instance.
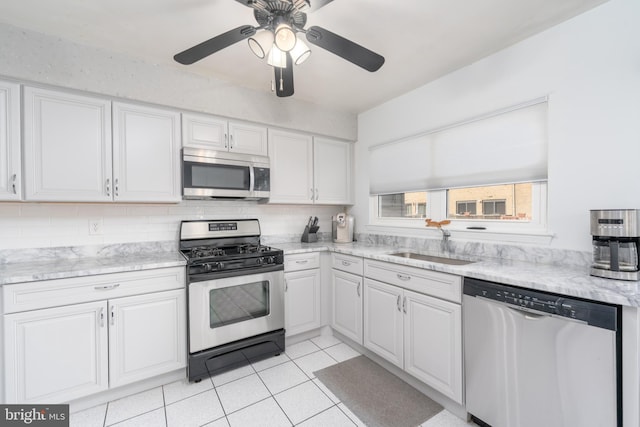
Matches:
[[3, 301, 109, 403], [268, 129, 313, 204], [313, 137, 352, 205], [113, 102, 181, 202], [229, 121, 268, 156], [404, 289, 463, 403], [284, 269, 321, 336], [0, 80, 21, 201], [108, 289, 186, 388], [23, 87, 113, 202], [331, 269, 363, 345], [182, 112, 228, 150], [363, 278, 404, 368]]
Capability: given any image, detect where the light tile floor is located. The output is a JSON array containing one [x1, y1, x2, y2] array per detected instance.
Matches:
[[70, 335, 476, 427]]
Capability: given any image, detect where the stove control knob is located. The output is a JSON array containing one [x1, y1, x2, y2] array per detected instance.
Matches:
[[256, 257, 264, 265], [267, 256, 276, 264], [216, 262, 224, 271], [204, 263, 213, 272]]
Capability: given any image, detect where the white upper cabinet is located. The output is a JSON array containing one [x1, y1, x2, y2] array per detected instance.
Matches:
[[268, 129, 353, 205], [0, 80, 21, 201], [23, 87, 113, 202], [23, 87, 181, 203], [313, 137, 352, 205], [268, 129, 314, 204], [112, 102, 181, 202], [182, 113, 268, 156]]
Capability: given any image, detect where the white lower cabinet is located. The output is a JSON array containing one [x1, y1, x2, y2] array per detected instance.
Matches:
[[363, 260, 463, 404], [284, 253, 321, 337], [4, 301, 109, 403], [331, 264, 363, 345], [2, 267, 186, 404]]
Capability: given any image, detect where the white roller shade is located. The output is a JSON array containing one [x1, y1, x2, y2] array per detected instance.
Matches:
[[369, 100, 548, 195]]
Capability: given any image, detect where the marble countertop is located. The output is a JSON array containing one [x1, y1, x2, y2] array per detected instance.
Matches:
[[276, 241, 640, 307], [0, 251, 187, 286], [2, 241, 639, 308]]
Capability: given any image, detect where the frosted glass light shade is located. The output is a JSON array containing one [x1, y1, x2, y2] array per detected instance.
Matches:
[[274, 24, 296, 52], [267, 45, 287, 68], [290, 38, 311, 65], [248, 31, 274, 59]]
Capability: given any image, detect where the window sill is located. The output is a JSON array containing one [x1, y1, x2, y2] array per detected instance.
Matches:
[[366, 222, 555, 246]]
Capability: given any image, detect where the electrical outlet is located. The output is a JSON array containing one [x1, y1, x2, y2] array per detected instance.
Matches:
[[89, 218, 103, 235]]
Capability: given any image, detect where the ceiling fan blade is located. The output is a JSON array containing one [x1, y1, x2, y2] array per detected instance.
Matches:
[[275, 53, 294, 97], [306, 0, 334, 13], [305, 25, 384, 72], [174, 25, 256, 65]]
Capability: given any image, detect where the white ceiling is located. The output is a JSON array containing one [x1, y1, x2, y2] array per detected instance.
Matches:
[[0, 0, 607, 114]]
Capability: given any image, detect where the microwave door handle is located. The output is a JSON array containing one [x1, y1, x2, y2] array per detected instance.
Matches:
[[249, 166, 255, 193], [610, 241, 620, 271]]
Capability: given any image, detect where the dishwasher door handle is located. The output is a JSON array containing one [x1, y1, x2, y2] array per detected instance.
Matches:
[[506, 305, 548, 320]]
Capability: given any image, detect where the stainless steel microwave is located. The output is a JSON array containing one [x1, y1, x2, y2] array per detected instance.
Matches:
[[182, 148, 270, 200]]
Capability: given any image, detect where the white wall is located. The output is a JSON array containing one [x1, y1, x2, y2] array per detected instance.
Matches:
[[0, 22, 356, 141], [354, 0, 640, 251], [0, 23, 350, 250]]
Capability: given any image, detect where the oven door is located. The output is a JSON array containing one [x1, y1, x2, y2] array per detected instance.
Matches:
[[188, 269, 284, 353]]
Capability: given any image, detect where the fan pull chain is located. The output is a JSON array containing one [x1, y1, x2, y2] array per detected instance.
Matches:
[[279, 68, 284, 91]]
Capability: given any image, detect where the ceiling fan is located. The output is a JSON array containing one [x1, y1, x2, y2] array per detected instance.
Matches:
[[173, 0, 385, 97]]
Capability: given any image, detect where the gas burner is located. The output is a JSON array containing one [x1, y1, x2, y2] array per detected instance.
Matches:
[[190, 247, 226, 259]]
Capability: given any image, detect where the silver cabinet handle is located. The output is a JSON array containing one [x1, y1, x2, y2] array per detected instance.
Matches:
[[224, 133, 229, 149], [99, 307, 105, 327], [295, 259, 309, 264], [342, 261, 351, 266], [284, 279, 288, 292], [396, 295, 401, 311], [11, 174, 17, 194], [357, 282, 361, 297], [397, 273, 411, 281], [114, 178, 119, 197], [94, 283, 120, 290], [402, 296, 407, 314], [110, 305, 115, 326], [229, 134, 234, 149], [315, 188, 319, 200], [105, 178, 111, 196], [310, 188, 314, 200]]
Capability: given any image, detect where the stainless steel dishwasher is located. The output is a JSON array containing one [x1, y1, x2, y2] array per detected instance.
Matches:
[[464, 277, 621, 427]]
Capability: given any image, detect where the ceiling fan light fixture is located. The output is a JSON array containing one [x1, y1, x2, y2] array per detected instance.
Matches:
[[267, 44, 287, 68], [248, 30, 274, 59], [289, 37, 311, 65], [274, 23, 297, 52]]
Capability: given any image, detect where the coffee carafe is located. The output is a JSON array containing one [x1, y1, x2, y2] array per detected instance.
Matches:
[[590, 209, 640, 281]]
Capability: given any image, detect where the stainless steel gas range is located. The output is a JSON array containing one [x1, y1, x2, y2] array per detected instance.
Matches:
[[179, 219, 285, 382]]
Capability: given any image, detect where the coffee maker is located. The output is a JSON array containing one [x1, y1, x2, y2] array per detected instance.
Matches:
[[590, 209, 640, 281], [332, 213, 354, 243]]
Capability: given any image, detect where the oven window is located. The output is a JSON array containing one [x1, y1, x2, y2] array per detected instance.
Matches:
[[209, 281, 270, 328], [186, 162, 250, 190]]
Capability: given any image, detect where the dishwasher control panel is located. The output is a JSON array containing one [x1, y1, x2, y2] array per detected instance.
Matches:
[[464, 277, 618, 331]]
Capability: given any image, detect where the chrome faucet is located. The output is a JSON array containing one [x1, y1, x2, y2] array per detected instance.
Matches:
[[425, 218, 451, 253]]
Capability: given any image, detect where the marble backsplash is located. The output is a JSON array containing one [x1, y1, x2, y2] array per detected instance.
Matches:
[[354, 233, 593, 268]]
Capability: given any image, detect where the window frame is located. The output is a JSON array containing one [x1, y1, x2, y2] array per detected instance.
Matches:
[[368, 182, 551, 244]]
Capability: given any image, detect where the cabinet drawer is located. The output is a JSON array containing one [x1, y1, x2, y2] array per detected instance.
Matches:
[[2, 267, 185, 313], [284, 252, 320, 272], [331, 253, 363, 275], [364, 260, 461, 303]]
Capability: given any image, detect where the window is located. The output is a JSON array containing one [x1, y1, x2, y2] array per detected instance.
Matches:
[[455, 200, 477, 216], [379, 192, 427, 218], [368, 99, 549, 238]]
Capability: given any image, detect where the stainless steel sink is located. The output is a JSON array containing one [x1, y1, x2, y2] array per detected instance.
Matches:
[[389, 252, 475, 265]]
